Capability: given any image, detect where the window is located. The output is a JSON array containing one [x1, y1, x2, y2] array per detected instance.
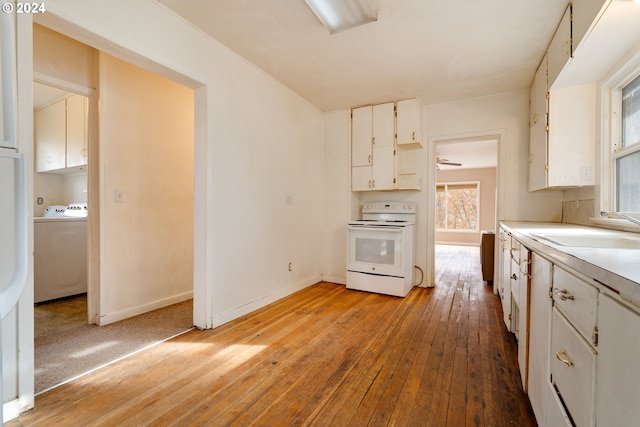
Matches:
[[436, 182, 479, 231], [616, 73, 640, 211]]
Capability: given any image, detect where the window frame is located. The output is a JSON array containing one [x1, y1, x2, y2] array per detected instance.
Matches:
[[602, 51, 640, 216], [435, 180, 480, 233]]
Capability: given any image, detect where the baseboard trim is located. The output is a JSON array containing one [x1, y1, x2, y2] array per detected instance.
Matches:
[[98, 291, 193, 326], [208, 276, 321, 329]]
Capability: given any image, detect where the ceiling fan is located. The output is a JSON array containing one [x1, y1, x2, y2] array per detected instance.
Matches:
[[436, 157, 462, 170]]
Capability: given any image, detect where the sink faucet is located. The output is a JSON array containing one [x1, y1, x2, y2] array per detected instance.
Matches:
[[600, 211, 640, 227]]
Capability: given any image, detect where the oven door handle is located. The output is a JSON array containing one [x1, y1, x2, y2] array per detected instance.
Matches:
[[348, 225, 403, 232]]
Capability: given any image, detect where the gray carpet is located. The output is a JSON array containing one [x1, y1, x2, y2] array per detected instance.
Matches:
[[35, 295, 193, 394]]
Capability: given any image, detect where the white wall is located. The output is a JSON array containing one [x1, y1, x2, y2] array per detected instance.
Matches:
[[424, 89, 564, 223], [34, 0, 325, 329], [322, 110, 350, 284], [98, 53, 194, 323]]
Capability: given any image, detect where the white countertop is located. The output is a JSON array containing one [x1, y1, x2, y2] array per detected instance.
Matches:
[[501, 221, 640, 305]]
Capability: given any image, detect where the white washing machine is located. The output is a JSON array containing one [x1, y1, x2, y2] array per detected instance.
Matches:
[[34, 207, 88, 303]]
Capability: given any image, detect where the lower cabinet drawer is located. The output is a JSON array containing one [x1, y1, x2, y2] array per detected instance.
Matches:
[[552, 266, 598, 343], [551, 307, 596, 427]]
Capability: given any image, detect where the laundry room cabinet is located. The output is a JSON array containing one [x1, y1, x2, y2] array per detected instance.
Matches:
[[350, 98, 424, 191], [35, 94, 88, 173]]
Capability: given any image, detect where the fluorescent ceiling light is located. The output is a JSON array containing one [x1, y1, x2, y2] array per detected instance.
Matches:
[[305, 0, 377, 34]]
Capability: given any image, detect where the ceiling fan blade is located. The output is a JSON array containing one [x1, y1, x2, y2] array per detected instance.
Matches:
[[436, 157, 462, 166]]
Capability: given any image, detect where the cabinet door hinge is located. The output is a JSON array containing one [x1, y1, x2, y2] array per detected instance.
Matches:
[[549, 287, 553, 299], [508, 313, 512, 321], [394, 149, 396, 155], [393, 177, 396, 184], [592, 326, 599, 347], [545, 164, 549, 171]]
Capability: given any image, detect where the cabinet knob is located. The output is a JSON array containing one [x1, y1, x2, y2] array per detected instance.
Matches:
[[511, 273, 518, 280]]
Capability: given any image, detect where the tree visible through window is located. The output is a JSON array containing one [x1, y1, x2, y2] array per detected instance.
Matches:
[[436, 182, 479, 231]]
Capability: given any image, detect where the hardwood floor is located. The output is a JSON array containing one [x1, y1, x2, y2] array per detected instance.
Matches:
[[8, 245, 536, 426]]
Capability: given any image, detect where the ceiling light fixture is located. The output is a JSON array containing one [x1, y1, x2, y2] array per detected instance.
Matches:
[[304, 0, 377, 34]]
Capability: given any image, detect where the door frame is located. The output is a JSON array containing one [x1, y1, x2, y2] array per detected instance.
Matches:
[[427, 129, 505, 289]]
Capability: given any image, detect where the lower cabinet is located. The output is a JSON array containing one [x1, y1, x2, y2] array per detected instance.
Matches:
[[498, 228, 512, 331], [527, 253, 553, 421], [550, 307, 596, 427], [596, 294, 640, 427], [502, 226, 640, 427]]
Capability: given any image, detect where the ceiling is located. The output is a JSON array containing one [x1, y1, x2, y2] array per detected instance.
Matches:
[[436, 139, 498, 171], [157, 0, 569, 111]]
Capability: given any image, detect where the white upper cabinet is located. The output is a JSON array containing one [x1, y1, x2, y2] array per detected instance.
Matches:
[[351, 105, 372, 168], [547, 5, 572, 89], [65, 94, 88, 169], [35, 94, 88, 173], [371, 103, 395, 190], [35, 99, 66, 172], [571, 0, 608, 56], [529, 55, 548, 191], [396, 98, 423, 147], [350, 98, 424, 191], [372, 102, 394, 148], [351, 102, 395, 191], [546, 84, 595, 187]]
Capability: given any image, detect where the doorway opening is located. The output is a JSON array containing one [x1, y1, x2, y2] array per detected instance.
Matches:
[[431, 134, 499, 288], [32, 26, 196, 394]]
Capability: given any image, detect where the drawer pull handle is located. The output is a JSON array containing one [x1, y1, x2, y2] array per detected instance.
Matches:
[[556, 350, 573, 367], [555, 289, 574, 301]]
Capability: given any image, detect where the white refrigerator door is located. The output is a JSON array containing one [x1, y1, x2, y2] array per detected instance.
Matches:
[[1, 8, 33, 422]]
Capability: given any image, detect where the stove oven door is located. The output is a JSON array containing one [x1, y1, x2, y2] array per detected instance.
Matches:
[[348, 225, 405, 277]]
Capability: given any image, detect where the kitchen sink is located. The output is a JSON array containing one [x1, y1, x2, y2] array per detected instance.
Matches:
[[532, 233, 640, 249]]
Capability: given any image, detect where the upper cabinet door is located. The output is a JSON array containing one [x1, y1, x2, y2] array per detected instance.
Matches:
[[572, 0, 608, 56], [66, 94, 88, 168], [548, 5, 572, 89], [529, 55, 549, 192], [372, 102, 394, 148], [351, 105, 372, 167], [35, 99, 66, 172], [396, 98, 423, 147]]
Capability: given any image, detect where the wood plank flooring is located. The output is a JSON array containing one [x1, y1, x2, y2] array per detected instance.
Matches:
[[8, 245, 536, 426]]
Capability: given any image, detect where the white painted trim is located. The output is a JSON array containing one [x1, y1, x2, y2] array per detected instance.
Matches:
[[209, 277, 321, 329], [429, 129, 505, 288], [32, 71, 94, 97], [97, 291, 193, 326], [321, 275, 346, 285]]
